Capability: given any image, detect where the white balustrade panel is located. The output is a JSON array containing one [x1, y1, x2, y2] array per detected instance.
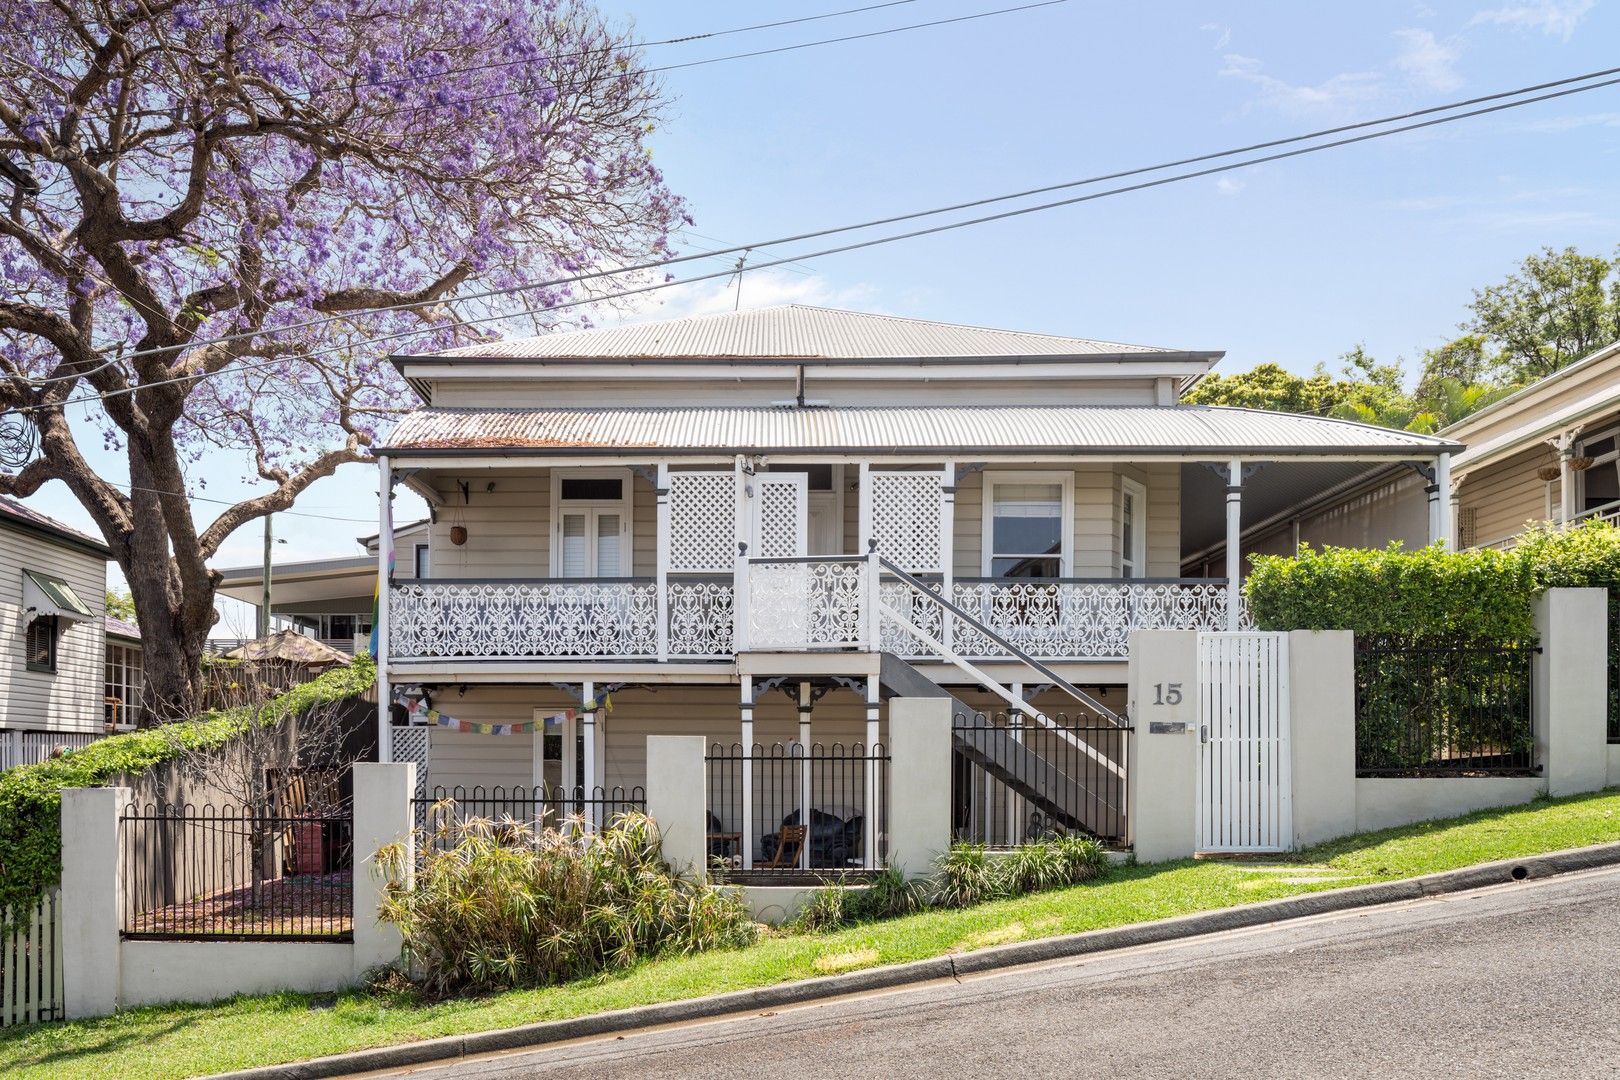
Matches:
[[747, 559, 866, 651], [390, 581, 659, 660], [666, 577, 736, 658]]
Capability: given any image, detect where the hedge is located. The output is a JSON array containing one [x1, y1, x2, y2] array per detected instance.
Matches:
[[0, 656, 376, 917]]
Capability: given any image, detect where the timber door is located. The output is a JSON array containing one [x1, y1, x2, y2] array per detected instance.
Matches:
[[1196, 632, 1292, 853]]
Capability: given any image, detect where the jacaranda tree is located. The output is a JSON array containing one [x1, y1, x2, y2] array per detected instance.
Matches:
[[0, 0, 683, 717]]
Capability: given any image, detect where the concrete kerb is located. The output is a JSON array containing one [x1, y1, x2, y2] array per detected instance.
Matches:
[[208, 840, 1620, 1080]]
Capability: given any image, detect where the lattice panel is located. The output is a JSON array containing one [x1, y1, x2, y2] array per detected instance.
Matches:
[[753, 476, 805, 559], [870, 471, 943, 573], [390, 725, 431, 799], [668, 471, 736, 572]]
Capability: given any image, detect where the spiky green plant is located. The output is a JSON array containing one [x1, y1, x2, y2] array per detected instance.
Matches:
[[788, 865, 925, 933], [376, 811, 757, 994], [932, 843, 999, 908], [933, 835, 1109, 908]]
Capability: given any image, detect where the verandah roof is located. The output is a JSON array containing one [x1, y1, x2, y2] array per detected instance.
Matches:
[[381, 405, 1460, 458]]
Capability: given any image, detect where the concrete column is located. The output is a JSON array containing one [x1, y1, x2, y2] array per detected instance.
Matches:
[[1534, 588, 1608, 796], [351, 761, 415, 978], [886, 697, 952, 880], [1287, 630, 1357, 847], [1224, 460, 1242, 630], [646, 735, 708, 877], [1126, 630, 1200, 862], [62, 786, 128, 1019]]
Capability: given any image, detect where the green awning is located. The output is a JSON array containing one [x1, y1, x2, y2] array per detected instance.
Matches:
[[23, 569, 93, 623]]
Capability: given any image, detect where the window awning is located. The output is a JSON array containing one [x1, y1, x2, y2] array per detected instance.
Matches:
[[23, 569, 93, 623]]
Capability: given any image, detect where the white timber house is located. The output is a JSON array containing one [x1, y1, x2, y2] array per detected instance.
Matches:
[[371, 305, 1460, 867]]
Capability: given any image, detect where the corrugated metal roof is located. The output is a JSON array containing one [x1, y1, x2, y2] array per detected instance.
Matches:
[[422, 305, 1202, 362], [383, 405, 1460, 455]]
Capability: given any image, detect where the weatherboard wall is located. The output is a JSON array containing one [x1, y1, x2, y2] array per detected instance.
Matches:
[[0, 524, 107, 734]]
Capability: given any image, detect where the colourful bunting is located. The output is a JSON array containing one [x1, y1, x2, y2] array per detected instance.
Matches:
[[392, 689, 613, 735]]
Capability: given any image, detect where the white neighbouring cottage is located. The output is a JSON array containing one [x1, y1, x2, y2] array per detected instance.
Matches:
[[372, 305, 1460, 867]]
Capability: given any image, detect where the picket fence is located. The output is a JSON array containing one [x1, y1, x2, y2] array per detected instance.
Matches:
[[1, 889, 64, 1026]]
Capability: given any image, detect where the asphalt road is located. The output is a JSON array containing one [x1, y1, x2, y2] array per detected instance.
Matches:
[[382, 866, 1620, 1079]]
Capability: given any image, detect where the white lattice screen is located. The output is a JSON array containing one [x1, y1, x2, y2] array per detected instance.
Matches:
[[668, 471, 736, 572], [869, 471, 943, 573], [390, 725, 431, 798], [752, 475, 806, 558]]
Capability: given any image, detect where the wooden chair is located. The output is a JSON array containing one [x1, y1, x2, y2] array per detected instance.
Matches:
[[764, 825, 807, 870]]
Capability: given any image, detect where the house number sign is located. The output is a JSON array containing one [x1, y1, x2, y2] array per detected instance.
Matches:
[[1151, 682, 1184, 706]]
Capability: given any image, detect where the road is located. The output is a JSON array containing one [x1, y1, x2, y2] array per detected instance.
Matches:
[[382, 866, 1620, 1079]]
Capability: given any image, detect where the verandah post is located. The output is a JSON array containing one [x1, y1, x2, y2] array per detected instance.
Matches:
[[655, 462, 671, 661], [581, 680, 597, 831], [798, 681, 813, 872], [740, 676, 754, 871], [376, 454, 393, 764], [865, 679, 880, 869], [1224, 458, 1242, 631]]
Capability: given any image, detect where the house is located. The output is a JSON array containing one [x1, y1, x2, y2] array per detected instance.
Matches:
[[0, 496, 118, 768], [1200, 338, 1620, 563], [214, 519, 430, 653], [369, 305, 1460, 864]]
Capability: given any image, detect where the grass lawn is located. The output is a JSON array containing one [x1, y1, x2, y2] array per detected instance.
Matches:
[[8, 787, 1620, 1080]]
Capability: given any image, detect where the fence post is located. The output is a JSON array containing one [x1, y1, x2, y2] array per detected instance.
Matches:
[[1287, 630, 1357, 846], [1126, 630, 1199, 862], [1534, 587, 1608, 797], [61, 785, 128, 1019], [886, 697, 951, 879], [350, 762, 415, 979], [645, 736, 708, 877]]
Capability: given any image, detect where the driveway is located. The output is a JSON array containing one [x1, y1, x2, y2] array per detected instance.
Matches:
[[380, 865, 1620, 1078]]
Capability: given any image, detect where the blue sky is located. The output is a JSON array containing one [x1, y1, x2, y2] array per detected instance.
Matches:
[[23, 0, 1620, 629]]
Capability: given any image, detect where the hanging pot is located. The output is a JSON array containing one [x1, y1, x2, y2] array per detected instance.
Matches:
[[450, 525, 468, 546], [1569, 456, 1595, 472], [1537, 466, 1562, 483]]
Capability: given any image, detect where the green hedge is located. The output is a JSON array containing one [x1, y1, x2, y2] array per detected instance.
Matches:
[[0, 656, 376, 916]]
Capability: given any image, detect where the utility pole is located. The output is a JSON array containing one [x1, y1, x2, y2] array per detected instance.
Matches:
[[258, 515, 273, 638]]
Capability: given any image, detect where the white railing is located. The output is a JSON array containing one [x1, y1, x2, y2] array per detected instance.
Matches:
[[390, 579, 661, 660], [387, 573, 1245, 662], [0, 730, 102, 772], [744, 558, 867, 651], [1, 887, 63, 1026]]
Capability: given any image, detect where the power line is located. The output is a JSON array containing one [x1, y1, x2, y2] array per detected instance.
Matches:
[[14, 62, 1620, 418], [48, 62, 1620, 379]]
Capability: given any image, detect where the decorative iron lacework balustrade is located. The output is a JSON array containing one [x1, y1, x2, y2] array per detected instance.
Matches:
[[943, 579, 1248, 660], [746, 558, 866, 650], [667, 576, 735, 658], [390, 580, 659, 660]]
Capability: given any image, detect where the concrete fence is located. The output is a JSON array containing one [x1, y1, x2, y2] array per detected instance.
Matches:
[[1128, 588, 1613, 860]]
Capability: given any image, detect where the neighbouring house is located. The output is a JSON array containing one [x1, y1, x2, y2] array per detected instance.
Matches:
[[104, 614, 144, 730], [1191, 338, 1620, 565], [214, 518, 430, 655], [369, 304, 1460, 865], [0, 496, 120, 768]]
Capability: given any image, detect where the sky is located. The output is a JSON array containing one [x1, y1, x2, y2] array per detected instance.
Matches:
[[19, 0, 1620, 631]]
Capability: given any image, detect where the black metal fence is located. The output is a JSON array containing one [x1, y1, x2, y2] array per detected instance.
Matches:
[[120, 802, 353, 940], [1354, 636, 1540, 777], [952, 711, 1131, 847], [412, 784, 647, 850], [705, 742, 889, 877]]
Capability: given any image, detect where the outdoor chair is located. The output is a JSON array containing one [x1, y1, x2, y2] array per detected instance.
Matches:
[[763, 825, 807, 869]]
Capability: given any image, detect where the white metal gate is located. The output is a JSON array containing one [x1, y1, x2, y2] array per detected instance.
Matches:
[[1196, 632, 1291, 853]]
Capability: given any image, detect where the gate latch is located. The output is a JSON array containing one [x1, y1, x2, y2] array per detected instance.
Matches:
[[1199, 724, 1209, 744]]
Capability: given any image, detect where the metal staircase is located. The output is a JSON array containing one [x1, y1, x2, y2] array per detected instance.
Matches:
[[873, 558, 1130, 841]]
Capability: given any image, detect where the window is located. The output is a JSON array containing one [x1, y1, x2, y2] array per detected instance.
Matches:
[[413, 543, 430, 579], [768, 463, 835, 491], [25, 616, 57, 673], [984, 476, 1069, 578], [105, 641, 143, 727], [328, 614, 358, 640], [1579, 430, 1620, 514], [1120, 478, 1147, 579], [552, 470, 632, 577]]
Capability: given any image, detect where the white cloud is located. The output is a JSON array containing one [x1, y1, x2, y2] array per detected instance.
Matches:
[[1215, 176, 1246, 196], [1219, 53, 1388, 116], [1392, 28, 1463, 92], [596, 270, 884, 327], [1509, 111, 1620, 133], [1469, 0, 1595, 39], [1200, 22, 1232, 50]]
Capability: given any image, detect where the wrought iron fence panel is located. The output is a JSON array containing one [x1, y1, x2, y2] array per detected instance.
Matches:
[[951, 711, 1131, 847], [119, 803, 354, 940], [1354, 636, 1539, 777], [411, 784, 647, 850]]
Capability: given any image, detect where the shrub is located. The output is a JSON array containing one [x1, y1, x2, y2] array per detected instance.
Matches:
[[788, 865, 925, 933], [377, 811, 757, 993], [0, 657, 376, 916], [932, 835, 1107, 909], [1515, 520, 1620, 728]]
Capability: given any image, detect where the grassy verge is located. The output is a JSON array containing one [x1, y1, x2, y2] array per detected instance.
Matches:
[[8, 787, 1620, 1080]]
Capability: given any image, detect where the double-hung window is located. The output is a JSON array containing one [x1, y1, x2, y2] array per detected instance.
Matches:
[[1120, 478, 1147, 579], [983, 475, 1070, 578], [553, 472, 631, 577]]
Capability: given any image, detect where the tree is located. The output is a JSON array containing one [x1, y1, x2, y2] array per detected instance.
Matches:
[[0, 1, 683, 719], [105, 588, 136, 622], [1184, 362, 1352, 415], [1464, 246, 1620, 381]]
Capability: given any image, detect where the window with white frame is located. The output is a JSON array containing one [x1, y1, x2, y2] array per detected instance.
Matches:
[[983, 475, 1070, 578], [1120, 477, 1147, 579], [105, 641, 143, 727], [1579, 428, 1620, 515], [553, 471, 631, 577], [413, 543, 430, 578]]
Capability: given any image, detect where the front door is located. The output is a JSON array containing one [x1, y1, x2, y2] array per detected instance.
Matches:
[[750, 472, 809, 559]]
